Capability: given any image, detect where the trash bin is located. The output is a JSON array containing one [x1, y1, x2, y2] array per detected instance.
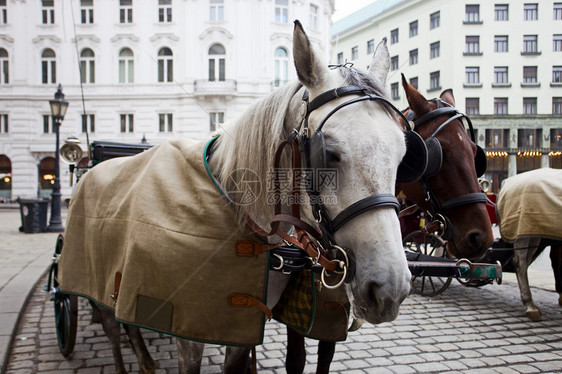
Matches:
[[17, 198, 49, 233]]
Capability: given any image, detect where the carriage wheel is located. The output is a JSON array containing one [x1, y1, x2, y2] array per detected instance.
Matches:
[[403, 230, 452, 297], [52, 234, 78, 357]]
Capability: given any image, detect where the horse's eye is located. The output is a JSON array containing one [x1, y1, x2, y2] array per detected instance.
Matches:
[[326, 150, 341, 165]]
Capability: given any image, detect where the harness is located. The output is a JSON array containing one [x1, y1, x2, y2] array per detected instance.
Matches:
[[406, 100, 488, 239]]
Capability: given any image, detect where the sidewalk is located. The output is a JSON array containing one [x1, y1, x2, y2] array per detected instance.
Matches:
[[0, 206, 65, 373]]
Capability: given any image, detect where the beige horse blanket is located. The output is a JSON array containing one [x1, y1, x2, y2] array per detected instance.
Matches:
[[59, 138, 270, 346], [497, 168, 562, 243]]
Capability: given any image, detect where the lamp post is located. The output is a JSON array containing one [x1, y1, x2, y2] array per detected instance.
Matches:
[[46, 84, 69, 232]]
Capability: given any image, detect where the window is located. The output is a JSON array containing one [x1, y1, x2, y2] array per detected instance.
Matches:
[[523, 66, 537, 83], [0, 0, 6, 24], [553, 98, 562, 114], [0, 114, 8, 133], [391, 82, 399, 100], [41, 49, 56, 84], [275, 0, 288, 23], [390, 55, 398, 71], [555, 3, 562, 20], [0, 48, 8, 84], [466, 98, 479, 115], [80, 0, 93, 24], [119, 48, 134, 83], [119, 0, 132, 23], [210, 0, 223, 21], [465, 36, 480, 54], [42, 0, 54, 24], [409, 77, 418, 89], [409, 49, 418, 65], [430, 11, 440, 29], [494, 35, 508, 52], [523, 98, 537, 114], [495, 4, 508, 20], [157, 47, 173, 82], [159, 113, 173, 132], [409, 20, 418, 37], [81, 114, 95, 133], [351, 46, 358, 60], [523, 35, 538, 53], [430, 41, 440, 58], [465, 67, 480, 84], [80, 48, 95, 83], [309, 4, 318, 30], [524, 3, 538, 20], [367, 39, 374, 55], [337, 52, 343, 65], [390, 28, 399, 44], [494, 98, 508, 114], [274, 47, 288, 87], [518, 128, 541, 147], [209, 112, 224, 132], [465, 4, 480, 23], [486, 129, 509, 148], [43, 115, 55, 133], [430, 71, 440, 90], [208, 44, 225, 81], [554, 66, 562, 83], [158, 0, 172, 23], [120, 114, 134, 132], [554, 35, 562, 51], [494, 67, 508, 84]]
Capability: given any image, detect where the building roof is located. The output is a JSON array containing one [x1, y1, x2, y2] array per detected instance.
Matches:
[[332, 0, 409, 36]]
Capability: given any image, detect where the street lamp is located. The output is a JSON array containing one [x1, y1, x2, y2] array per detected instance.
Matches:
[[46, 84, 69, 232]]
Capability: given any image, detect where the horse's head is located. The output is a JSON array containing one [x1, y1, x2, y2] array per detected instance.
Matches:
[[292, 21, 410, 324], [399, 75, 493, 259]]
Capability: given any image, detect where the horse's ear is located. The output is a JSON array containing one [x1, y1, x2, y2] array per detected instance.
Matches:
[[368, 38, 390, 85], [440, 88, 456, 107], [293, 20, 329, 88], [401, 73, 432, 116]]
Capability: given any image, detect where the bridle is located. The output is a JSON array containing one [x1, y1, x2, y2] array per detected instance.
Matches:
[[405, 100, 488, 239]]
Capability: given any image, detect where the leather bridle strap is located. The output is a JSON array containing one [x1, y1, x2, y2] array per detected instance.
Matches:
[[440, 192, 488, 210], [330, 194, 400, 233]]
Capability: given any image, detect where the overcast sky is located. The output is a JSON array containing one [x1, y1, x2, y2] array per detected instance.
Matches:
[[333, 0, 375, 21]]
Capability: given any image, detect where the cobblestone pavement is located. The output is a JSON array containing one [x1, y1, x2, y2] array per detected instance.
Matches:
[[5, 273, 562, 374]]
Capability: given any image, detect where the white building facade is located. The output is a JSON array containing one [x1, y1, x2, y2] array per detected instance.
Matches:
[[332, 0, 562, 192], [0, 0, 334, 200]]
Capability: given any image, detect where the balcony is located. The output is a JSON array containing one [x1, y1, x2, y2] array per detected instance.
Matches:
[[193, 79, 237, 96]]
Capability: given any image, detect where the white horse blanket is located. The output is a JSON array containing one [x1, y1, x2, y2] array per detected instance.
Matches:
[[497, 168, 562, 243], [59, 138, 270, 346]]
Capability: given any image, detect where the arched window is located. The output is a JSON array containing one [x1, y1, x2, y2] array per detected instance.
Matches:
[[208, 43, 225, 81], [119, 48, 134, 83], [0, 48, 8, 84], [39, 157, 55, 197], [80, 48, 95, 83], [0, 154, 11, 199], [274, 47, 288, 87], [157, 47, 173, 82], [41, 49, 56, 84]]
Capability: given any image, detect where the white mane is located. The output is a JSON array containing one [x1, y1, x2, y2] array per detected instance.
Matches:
[[208, 81, 304, 226]]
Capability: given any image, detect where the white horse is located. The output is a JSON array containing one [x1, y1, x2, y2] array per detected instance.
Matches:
[[61, 21, 411, 373], [175, 22, 412, 373]]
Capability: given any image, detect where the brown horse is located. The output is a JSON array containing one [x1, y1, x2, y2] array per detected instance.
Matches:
[[284, 75, 494, 374]]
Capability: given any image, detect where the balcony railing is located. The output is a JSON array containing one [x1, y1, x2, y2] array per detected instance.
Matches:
[[193, 79, 237, 95]]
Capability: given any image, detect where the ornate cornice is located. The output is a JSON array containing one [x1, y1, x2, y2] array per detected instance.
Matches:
[[150, 33, 180, 43], [111, 34, 140, 43], [32, 35, 62, 44], [199, 27, 233, 40], [0, 34, 14, 43], [71, 35, 101, 44]]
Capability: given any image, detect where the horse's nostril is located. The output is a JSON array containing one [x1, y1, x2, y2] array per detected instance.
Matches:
[[468, 231, 484, 250]]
